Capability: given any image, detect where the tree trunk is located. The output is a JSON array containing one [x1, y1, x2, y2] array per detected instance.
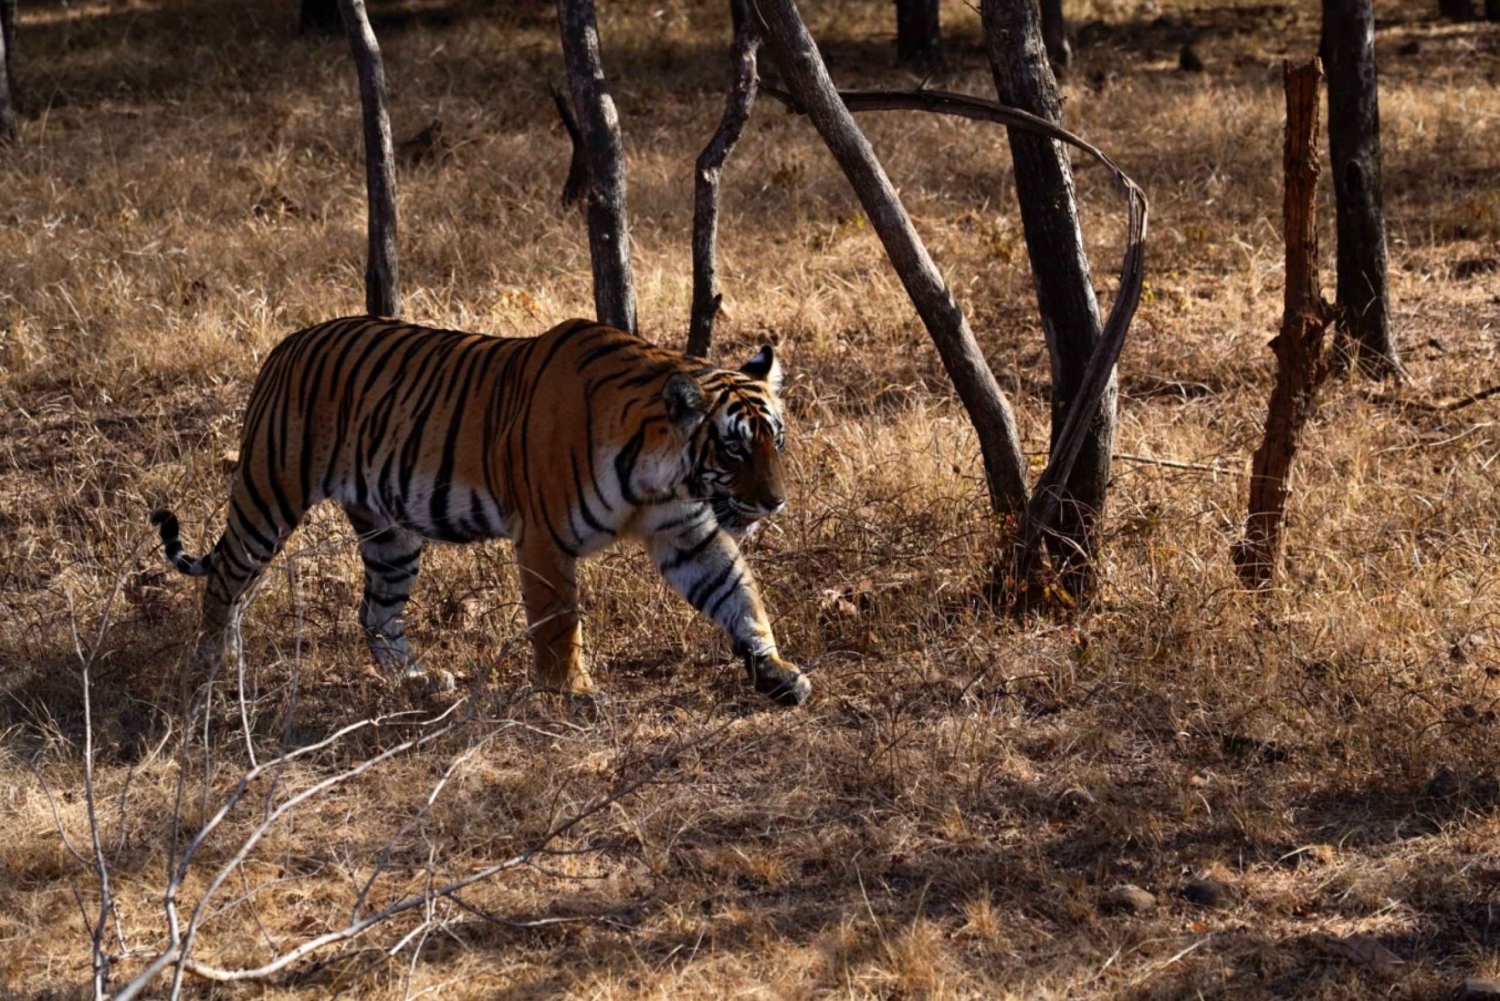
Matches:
[[302, 0, 343, 34], [1233, 61, 1336, 589], [338, 0, 401, 318], [687, 0, 760, 358], [895, 0, 942, 66], [0, 0, 17, 142], [753, 0, 1031, 517], [548, 82, 589, 208], [1039, 0, 1071, 69], [1322, 0, 1400, 378], [981, 0, 1114, 599], [558, 0, 637, 334]]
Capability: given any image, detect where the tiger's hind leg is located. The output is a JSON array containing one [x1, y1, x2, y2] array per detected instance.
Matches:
[[182, 503, 296, 694], [344, 506, 451, 691]]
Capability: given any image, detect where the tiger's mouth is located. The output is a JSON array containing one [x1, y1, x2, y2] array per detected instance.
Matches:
[[711, 496, 763, 531]]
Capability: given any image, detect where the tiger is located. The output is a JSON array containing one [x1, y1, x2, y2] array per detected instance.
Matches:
[[150, 316, 811, 706]]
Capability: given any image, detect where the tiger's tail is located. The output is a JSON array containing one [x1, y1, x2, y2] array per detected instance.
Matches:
[[151, 509, 213, 577]]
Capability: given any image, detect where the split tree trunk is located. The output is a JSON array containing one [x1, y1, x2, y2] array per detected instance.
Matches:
[[1322, 0, 1400, 378], [0, 0, 17, 142], [981, 0, 1114, 598], [1039, 0, 1071, 69], [337, 0, 401, 318], [753, 0, 1031, 517], [1232, 61, 1337, 589], [549, 83, 589, 208], [895, 0, 942, 66], [558, 0, 637, 334], [687, 0, 760, 358]]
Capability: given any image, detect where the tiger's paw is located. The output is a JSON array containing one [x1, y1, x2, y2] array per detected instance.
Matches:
[[749, 653, 812, 707], [399, 661, 457, 695]]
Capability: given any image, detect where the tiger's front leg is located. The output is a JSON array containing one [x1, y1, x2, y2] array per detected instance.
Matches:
[[516, 534, 596, 694], [645, 505, 811, 706]]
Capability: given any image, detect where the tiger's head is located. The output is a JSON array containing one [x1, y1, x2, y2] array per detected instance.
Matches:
[[664, 346, 787, 535]]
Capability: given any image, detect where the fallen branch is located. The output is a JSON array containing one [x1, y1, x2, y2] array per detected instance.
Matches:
[[1115, 452, 1244, 476], [1361, 383, 1500, 414]]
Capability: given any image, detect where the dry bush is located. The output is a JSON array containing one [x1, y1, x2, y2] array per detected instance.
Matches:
[[3, 0, 1500, 998]]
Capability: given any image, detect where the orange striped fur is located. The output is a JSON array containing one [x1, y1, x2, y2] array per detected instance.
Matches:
[[153, 316, 810, 705]]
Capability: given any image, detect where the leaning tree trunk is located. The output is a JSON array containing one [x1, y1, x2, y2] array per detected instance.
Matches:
[[1039, 0, 1071, 69], [982, 0, 1114, 599], [0, 0, 17, 142], [558, 0, 637, 334], [687, 0, 760, 358], [753, 0, 1031, 517], [1233, 60, 1336, 588], [895, 0, 942, 66], [1322, 0, 1400, 378], [337, 0, 401, 318]]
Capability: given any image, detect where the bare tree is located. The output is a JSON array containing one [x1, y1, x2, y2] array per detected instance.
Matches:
[[559, 0, 637, 334], [1322, 0, 1401, 378], [688, 0, 761, 357], [895, 0, 943, 66], [338, 0, 401, 318], [1039, 0, 1071, 69], [1233, 61, 1336, 588], [753, 0, 1146, 596], [753, 0, 1031, 517], [982, 0, 1114, 597], [0, 0, 17, 142]]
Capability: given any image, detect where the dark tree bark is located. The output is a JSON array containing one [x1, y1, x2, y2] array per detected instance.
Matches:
[[1438, 0, 1477, 19], [1039, 0, 1071, 69], [895, 0, 942, 66], [0, 0, 17, 143], [558, 0, 637, 334], [301, 0, 343, 34], [548, 82, 589, 208], [753, 0, 1030, 517], [1233, 61, 1336, 589], [338, 0, 401, 318], [982, 0, 1114, 597], [1322, 0, 1400, 379], [687, 0, 760, 358]]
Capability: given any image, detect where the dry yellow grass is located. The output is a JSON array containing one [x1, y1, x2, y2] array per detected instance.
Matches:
[[2, 0, 1499, 998]]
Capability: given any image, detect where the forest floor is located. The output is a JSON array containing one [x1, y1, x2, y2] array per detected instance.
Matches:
[[2, 0, 1499, 998]]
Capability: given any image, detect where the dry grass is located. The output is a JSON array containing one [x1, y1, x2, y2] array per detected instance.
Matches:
[[2, 0, 1500, 997]]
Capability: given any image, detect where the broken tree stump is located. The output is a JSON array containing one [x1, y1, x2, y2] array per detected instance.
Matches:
[[1233, 59, 1338, 589]]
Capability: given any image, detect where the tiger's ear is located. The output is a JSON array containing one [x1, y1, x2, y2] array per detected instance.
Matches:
[[662, 373, 707, 434], [740, 344, 783, 393]]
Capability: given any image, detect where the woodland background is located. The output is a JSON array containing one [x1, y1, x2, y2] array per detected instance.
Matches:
[[1, 0, 1499, 998]]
